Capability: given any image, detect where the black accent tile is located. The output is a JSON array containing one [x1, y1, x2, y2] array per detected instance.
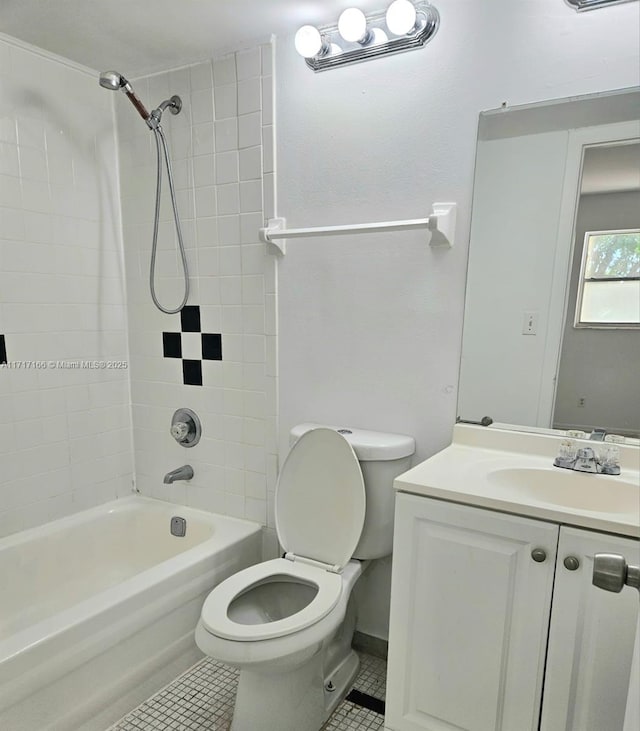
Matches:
[[180, 305, 201, 333], [0, 335, 6, 364], [202, 333, 223, 361], [162, 332, 182, 358], [182, 359, 203, 386], [346, 689, 386, 715]]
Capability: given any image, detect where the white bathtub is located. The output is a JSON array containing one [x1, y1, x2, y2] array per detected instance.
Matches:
[[0, 496, 262, 731]]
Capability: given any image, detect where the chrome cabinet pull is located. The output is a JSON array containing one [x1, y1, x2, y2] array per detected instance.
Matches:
[[593, 553, 640, 593], [563, 556, 580, 571]]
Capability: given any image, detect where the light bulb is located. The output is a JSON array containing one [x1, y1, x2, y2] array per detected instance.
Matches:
[[386, 0, 417, 35], [295, 25, 324, 58], [338, 8, 369, 43]]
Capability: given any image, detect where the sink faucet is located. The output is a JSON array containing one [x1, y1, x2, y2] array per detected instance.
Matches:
[[589, 428, 607, 441], [163, 465, 194, 484], [553, 441, 620, 476]]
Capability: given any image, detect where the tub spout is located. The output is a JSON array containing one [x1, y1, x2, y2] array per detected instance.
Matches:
[[163, 465, 194, 484]]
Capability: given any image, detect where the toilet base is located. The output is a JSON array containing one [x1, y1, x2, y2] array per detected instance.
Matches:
[[229, 647, 360, 731], [231, 650, 325, 731], [324, 648, 360, 716]]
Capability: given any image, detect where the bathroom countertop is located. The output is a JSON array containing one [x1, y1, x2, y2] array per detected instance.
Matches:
[[394, 425, 640, 538]]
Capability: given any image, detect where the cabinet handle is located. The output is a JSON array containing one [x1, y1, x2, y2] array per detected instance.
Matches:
[[593, 553, 640, 593], [563, 556, 580, 571], [531, 548, 547, 563]]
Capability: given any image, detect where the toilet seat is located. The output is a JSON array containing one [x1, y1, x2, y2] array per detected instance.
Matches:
[[200, 558, 343, 641], [200, 428, 367, 643]]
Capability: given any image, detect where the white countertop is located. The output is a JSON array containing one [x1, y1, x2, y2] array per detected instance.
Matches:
[[395, 424, 640, 538]]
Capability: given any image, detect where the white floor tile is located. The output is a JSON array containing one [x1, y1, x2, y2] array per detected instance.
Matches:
[[107, 651, 387, 731]]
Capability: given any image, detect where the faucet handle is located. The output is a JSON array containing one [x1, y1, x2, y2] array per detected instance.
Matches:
[[171, 421, 190, 441], [599, 445, 621, 475], [554, 439, 577, 469]]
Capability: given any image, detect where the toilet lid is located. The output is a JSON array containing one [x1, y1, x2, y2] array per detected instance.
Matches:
[[276, 428, 366, 569]]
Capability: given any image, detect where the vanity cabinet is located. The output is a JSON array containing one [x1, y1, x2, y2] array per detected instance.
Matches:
[[385, 493, 640, 731]]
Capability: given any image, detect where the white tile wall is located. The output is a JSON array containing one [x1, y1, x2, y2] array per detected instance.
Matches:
[[117, 44, 279, 558], [0, 36, 133, 538]]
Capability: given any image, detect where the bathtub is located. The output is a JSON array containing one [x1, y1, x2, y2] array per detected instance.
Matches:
[[0, 496, 262, 731]]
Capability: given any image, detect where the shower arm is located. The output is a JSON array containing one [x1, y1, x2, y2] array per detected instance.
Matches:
[[122, 82, 180, 130], [147, 96, 183, 130]]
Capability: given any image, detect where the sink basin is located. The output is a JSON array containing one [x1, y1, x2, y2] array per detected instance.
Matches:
[[488, 467, 640, 515]]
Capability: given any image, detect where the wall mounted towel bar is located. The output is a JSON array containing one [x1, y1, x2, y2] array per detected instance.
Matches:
[[259, 202, 456, 255]]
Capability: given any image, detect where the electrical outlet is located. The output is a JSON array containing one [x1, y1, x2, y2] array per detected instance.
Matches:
[[522, 311, 538, 335], [578, 397, 586, 408]]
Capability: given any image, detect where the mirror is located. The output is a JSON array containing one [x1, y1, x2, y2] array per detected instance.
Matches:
[[458, 88, 640, 438]]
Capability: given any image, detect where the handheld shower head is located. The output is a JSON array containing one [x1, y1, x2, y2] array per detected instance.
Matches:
[[99, 70, 150, 124], [99, 70, 130, 91]]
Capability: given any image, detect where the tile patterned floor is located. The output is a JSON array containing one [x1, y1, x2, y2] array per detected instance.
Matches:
[[108, 652, 386, 731]]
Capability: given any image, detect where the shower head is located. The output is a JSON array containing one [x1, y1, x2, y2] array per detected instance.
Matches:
[[99, 70, 131, 92], [99, 70, 151, 124]]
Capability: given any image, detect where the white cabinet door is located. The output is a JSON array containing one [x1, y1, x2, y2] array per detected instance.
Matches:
[[540, 527, 640, 731], [386, 494, 558, 731]]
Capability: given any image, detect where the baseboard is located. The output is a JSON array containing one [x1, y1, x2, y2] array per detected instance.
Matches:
[[353, 631, 388, 659]]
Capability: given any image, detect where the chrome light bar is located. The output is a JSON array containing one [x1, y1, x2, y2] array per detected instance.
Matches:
[[300, 2, 440, 73]]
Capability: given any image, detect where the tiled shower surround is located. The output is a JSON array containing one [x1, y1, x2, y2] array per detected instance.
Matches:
[[0, 37, 278, 556], [116, 45, 279, 557], [0, 36, 133, 537]]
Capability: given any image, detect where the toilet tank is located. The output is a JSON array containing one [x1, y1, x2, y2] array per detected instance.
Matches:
[[289, 423, 415, 559]]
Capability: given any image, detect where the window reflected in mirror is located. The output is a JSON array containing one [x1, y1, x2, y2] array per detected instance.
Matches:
[[576, 229, 640, 327]]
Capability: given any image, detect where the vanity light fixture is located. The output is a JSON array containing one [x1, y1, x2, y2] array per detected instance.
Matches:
[[295, 1, 439, 72], [566, 0, 637, 10]]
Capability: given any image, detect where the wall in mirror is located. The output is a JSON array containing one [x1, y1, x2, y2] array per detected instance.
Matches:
[[458, 88, 640, 438]]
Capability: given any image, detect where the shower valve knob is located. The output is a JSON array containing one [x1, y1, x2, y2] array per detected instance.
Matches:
[[171, 422, 190, 441], [170, 408, 202, 448]]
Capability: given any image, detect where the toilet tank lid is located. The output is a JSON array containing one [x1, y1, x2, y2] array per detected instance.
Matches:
[[290, 423, 415, 461]]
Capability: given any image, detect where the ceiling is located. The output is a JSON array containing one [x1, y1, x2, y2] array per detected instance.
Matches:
[[581, 143, 640, 195], [0, 0, 385, 76]]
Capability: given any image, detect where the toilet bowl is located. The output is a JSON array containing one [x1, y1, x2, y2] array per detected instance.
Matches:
[[196, 424, 415, 731]]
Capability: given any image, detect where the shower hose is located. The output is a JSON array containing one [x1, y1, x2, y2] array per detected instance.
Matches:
[[150, 125, 190, 314]]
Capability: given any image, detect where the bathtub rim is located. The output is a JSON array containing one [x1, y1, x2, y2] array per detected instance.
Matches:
[[0, 494, 259, 551]]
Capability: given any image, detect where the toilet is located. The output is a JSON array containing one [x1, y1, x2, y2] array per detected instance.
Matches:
[[195, 423, 415, 731]]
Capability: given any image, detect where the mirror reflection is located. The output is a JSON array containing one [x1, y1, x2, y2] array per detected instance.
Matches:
[[458, 88, 640, 438]]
